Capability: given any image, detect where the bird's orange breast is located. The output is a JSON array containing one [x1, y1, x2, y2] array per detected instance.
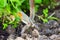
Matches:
[[17, 12, 23, 20]]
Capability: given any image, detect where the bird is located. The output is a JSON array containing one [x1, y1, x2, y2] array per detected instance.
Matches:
[[17, 11, 32, 34], [17, 11, 31, 25], [17, 11, 39, 34]]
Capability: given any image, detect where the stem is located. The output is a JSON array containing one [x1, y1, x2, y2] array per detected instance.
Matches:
[[48, 12, 55, 18], [10, 0, 19, 12], [29, 0, 35, 22]]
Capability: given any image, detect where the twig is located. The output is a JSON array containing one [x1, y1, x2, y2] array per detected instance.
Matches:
[[48, 12, 55, 18]]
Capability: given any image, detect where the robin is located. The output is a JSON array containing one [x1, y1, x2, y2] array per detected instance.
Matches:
[[17, 11, 39, 34], [18, 11, 31, 25]]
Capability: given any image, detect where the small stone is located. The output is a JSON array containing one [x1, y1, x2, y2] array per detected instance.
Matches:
[[26, 37, 32, 40], [27, 34, 32, 38], [50, 34, 58, 39], [32, 37, 38, 40], [39, 35, 49, 40], [21, 33, 27, 39], [52, 35, 60, 40], [7, 34, 15, 40], [15, 37, 24, 40], [32, 29, 39, 37], [58, 28, 60, 32], [44, 20, 59, 28], [6, 25, 15, 34], [54, 10, 60, 18]]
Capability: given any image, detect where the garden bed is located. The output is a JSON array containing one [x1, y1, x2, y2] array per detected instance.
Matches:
[[0, 6, 60, 40]]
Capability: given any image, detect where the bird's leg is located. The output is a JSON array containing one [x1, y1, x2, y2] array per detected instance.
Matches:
[[32, 24, 39, 30], [29, 18, 39, 30], [21, 23, 31, 34]]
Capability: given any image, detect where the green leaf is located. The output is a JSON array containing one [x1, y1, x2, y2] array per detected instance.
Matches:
[[0, 12, 2, 18], [35, 5, 39, 12], [6, 4, 11, 13], [10, 0, 25, 6], [43, 8, 48, 17], [0, 0, 7, 8], [10, 0, 17, 2], [42, 0, 50, 5], [9, 21, 14, 24], [15, 16, 20, 22], [43, 19, 48, 23], [3, 23, 8, 29], [48, 17, 59, 20], [45, 8, 48, 13], [35, 0, 42, 4]]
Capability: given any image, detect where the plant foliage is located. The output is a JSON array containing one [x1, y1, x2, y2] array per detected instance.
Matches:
[[0, 0, 58, 29]]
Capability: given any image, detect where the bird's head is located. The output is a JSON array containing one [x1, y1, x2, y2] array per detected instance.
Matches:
[[17, 12, 23, 20]]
